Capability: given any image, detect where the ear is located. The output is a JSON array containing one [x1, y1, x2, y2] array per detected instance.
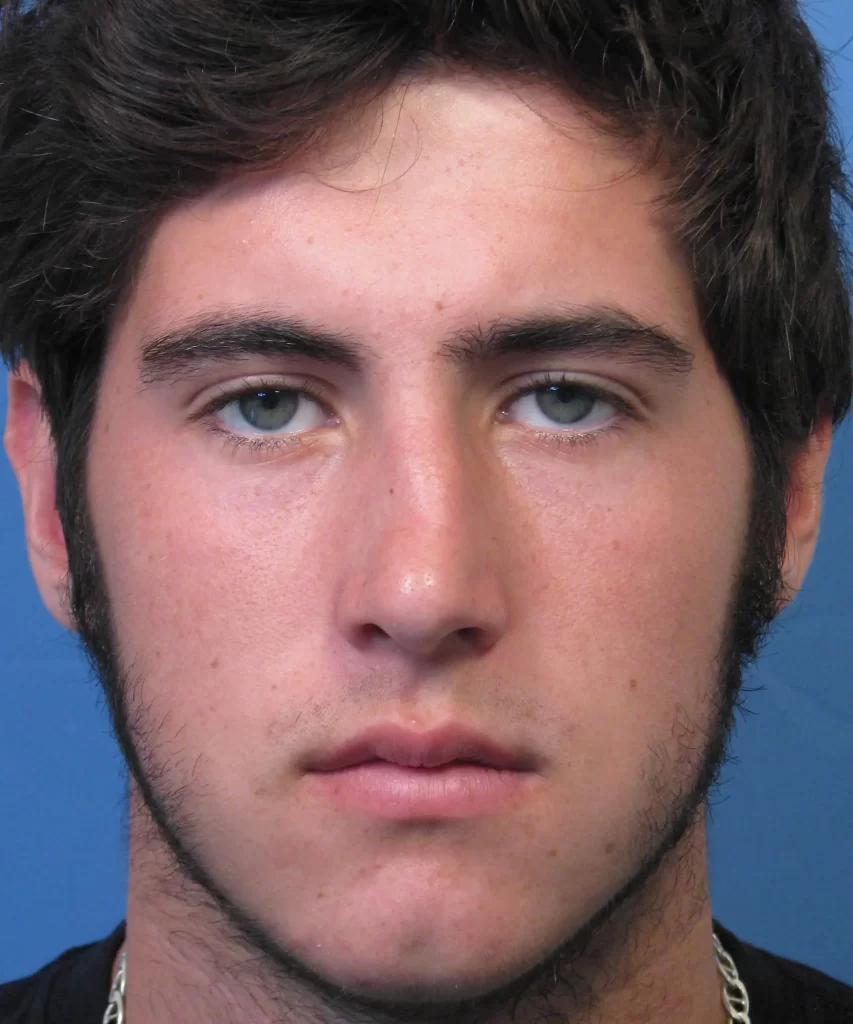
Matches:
[[778, 413, 833, 608], [4, 364, 76, 631]]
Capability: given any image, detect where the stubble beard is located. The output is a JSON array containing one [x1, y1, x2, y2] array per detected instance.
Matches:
[[62, 468, 783, 1024]]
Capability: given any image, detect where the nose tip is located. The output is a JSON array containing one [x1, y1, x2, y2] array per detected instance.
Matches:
[[350, 569, 501, 663], [335, 491, 512, 659]]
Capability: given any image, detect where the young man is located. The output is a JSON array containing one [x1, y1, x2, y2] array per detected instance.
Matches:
[[1, 0, 851, 1022]]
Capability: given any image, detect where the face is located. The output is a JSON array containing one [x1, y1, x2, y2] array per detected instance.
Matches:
[[42, 77, 758, 1001]]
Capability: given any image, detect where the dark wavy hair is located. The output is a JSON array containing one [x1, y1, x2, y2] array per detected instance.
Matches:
[[1, 0, 851, 657]]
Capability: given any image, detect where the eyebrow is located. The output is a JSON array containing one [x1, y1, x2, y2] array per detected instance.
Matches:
[[137, 307, 694, 385]]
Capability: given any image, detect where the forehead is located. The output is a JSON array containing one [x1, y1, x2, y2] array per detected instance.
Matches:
[[116, 74, 702, 358]]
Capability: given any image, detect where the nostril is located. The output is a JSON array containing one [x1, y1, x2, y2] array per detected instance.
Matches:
[[359, 623, 391, 643]]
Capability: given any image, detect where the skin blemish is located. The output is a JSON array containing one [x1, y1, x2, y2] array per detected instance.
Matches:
[[629, 678, 638, 691], [435, 299, 445, 311], [547, 848, 558, 858], [605, 841, 616, 855], [210, 657, 220, 670]]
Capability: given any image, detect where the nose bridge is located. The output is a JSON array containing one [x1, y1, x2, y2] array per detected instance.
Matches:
[[335, 391, 508, 658], [387, 423, 479, 579]]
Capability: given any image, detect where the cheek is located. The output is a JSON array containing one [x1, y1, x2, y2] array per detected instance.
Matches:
[[508, 420, 751, 743], [85, 461, 319, 801], [85, 428, 319, 681]]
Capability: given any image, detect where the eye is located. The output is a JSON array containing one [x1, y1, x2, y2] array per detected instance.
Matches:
[[212, 385, 328, 437], [505, 376, 620, 433]]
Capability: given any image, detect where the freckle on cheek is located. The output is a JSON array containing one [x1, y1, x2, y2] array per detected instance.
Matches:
[[605, 841, 616, 855], [629, 678, 638, 691], [210, 657, 220, 670]]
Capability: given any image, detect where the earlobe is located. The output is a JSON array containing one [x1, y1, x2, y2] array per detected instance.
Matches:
[[3, 365, 76, 631], [779, 414, 834, 607]]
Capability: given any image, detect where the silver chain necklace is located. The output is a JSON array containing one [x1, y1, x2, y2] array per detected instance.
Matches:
[[103, 931, 751, 1024], [102, 947, 126, 1024], [714, 932, 752, 1023]]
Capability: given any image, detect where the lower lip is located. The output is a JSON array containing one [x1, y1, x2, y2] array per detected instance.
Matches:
[[308, 762, 534, 819]]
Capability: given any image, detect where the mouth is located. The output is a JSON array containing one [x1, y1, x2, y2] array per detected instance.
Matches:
[[304, 723, 539, 819], [306, 722, 535, 772]]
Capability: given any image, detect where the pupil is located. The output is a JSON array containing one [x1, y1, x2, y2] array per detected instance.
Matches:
[[536, 385, 594, 425], [239, 389, 298, 431]]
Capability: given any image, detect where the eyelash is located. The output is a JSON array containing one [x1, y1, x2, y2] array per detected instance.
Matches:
[[196, 376, 330, 456], [196, 373, 635, 456]]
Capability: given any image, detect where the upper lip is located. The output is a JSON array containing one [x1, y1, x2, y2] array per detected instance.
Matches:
[[306, 724, 535, 772]]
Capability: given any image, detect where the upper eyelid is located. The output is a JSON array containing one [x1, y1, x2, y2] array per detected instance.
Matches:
[[510, 372, 629, 402], [193, 375, 328, 417], [198, 371, 634, 408]]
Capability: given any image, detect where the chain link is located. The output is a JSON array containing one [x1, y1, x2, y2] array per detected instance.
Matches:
[[714, 932, 751, 1024], [103, 949, 126, 1024]]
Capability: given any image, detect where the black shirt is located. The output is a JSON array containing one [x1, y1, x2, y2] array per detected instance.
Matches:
[[1, 922, 851, 1023]]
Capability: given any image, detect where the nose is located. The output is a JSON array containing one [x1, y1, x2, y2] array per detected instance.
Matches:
[[334, 425, 510, 663]]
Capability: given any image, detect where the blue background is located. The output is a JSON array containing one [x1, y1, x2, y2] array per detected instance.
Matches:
[[1, 0, 851, 987]]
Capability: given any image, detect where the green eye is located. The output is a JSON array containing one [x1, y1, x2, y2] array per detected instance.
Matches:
[[535, 384, 597, 425], [237, 390, 300, 431]]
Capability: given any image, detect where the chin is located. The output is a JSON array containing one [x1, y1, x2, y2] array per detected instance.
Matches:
[[305, 952, 520, 1005], [283, 912, 565, 1008]]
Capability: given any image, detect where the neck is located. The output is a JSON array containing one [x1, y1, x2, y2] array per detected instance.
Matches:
[[117, 804, 728, 1024]]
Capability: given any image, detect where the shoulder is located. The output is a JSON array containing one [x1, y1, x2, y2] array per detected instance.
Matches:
[[715, 923, 853, 1024], [0, 924, 125, 1024]]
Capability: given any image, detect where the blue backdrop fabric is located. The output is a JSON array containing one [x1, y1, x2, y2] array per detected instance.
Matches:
[[1, 0, 851, 987]]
